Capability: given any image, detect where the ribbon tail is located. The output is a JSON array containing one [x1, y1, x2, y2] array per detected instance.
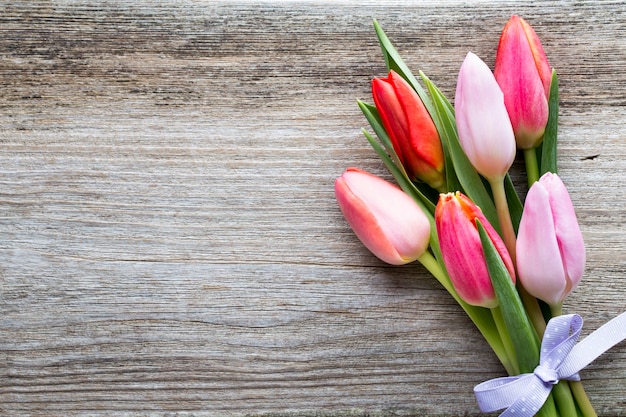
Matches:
[[559, 311, 626, 379], [474, 374, 538, 413]]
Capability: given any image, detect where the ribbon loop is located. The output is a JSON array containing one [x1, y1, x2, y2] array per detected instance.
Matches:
[[474, 311, 626, 417]]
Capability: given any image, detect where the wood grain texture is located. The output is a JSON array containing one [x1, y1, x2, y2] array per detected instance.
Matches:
[[0, 1, 625, 416]]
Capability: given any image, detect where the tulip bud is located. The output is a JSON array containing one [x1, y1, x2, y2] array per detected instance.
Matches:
[[494, 15, 552, 149], [516, 173, 585, 305], [335, 167, 431, 265], [372, 70, 446, 190], [455, 52, 517, 181], [436, 192, 516, 308]]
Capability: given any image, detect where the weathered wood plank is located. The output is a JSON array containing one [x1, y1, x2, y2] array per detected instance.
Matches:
[[0, 1, 625, 416]]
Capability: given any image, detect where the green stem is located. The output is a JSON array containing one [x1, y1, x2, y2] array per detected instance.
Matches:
[[488, 177, 517, 265], [553, 381, 578, 417], [570, 381, 598, 417], [547, 304, 579, 417], [417, 251, 515, 375], [524, 147, 540, 186], [491, 306, 520, 375], [417, 251, 454, 295], [550, 302, 563, 317], [550, 303, 598, 417]]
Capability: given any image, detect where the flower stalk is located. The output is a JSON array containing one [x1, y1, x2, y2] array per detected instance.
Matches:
[[524, 147, 540, 186], [488, 177, 517, 263]]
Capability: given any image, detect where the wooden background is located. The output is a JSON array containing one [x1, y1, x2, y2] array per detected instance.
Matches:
[[1, 1, 625, 416]]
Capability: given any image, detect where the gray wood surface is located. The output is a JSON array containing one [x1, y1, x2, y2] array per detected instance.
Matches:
[[1, 1, 625, 416]]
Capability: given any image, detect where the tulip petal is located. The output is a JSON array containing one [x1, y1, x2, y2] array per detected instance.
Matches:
[[516, 181, 568, 305], [455, 52, 516, 180], [519, 16, 552, 96], [541, 173, 586, 292], [389, 72, 444, 179], [372, 70, 445, 189], [335, 168, 430, 265], [494, 15, 549, 149], [436, 193, 497, 308], [372, 77, 408, 167], [335, 175, 402, 265], [459, 194, 516, 283]]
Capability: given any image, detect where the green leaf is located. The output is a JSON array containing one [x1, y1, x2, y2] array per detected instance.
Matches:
[[504, 174, 523, 234], [420, 72, 501, 234], [417, 74, 462, 193], [540, 70, 559, 175], [477, 220, 539, 373], [357, 100, 404, 169]]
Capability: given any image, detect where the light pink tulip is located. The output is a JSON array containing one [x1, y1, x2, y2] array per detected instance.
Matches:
[[335, 167, 430, 265], [495, 15, 552, 149], [455, 52, 517, 181], [516, 173, 585, 305], [436, 192, 515, 308]]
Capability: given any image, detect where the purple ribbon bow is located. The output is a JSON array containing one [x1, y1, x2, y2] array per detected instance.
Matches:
[[474, 311, 626, 417]]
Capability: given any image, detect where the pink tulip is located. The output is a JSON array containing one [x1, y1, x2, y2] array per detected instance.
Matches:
[[335, 167, 431, 265], [435, 192, 516, 308], [455, 52, 516, 181], [372, 70, 446, 190], [495, 15, 552, 149], [516, 173, 585, 305]]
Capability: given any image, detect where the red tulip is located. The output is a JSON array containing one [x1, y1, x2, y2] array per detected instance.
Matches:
[[372, 70, 445, 190], [494, 15, 552, 149], [436, 192, 516, 308], [516, 173, 585, 305], [335, 168, 430, 265]]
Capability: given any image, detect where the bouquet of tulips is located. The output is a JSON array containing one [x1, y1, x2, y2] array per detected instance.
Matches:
[[334, 16, 626, 417]]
